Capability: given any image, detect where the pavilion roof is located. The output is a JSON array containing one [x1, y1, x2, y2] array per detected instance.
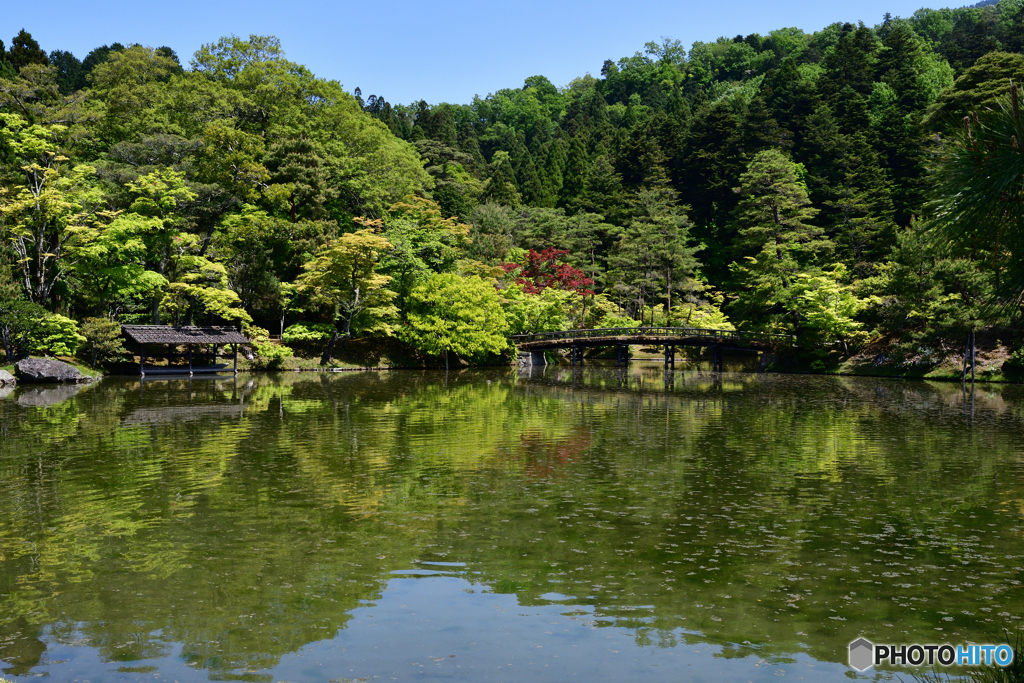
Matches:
[[122, 325, 249, 346]]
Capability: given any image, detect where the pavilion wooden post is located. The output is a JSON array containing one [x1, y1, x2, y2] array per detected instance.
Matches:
[[233, 344, 238, 375], [139, 345, 145, 376], [188, 344, 193, 376]]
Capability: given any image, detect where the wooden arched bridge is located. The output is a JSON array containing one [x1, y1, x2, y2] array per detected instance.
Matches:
[[511, 326, 791, 370]]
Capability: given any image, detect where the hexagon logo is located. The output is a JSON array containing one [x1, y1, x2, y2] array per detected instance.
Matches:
[[849, 637, 874, 671]]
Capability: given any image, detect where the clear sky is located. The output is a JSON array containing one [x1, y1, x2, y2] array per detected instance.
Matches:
[[3, 0, 956, 105]]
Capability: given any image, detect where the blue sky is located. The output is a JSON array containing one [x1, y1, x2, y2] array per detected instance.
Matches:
[[5, 0, 955, 105]]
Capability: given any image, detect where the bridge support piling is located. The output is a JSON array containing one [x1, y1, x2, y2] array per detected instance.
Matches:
[[712, 347, 723, 372], [570, 346, 584, 366], [617, 344, 626, 367]]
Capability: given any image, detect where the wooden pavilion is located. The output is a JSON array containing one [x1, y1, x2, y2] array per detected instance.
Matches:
[[122, 325, 249, 376]]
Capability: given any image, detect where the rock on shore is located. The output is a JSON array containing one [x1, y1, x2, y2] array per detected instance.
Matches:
[[0, 368, 14, 386], [14, 358, 88, 383]]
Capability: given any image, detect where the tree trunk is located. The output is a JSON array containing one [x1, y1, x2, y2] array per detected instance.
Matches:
[[321, 332, 341, 365], [445, 349, 449, 372]]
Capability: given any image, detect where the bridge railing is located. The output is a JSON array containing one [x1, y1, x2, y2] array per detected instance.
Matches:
[[511, 326, 791, 345]]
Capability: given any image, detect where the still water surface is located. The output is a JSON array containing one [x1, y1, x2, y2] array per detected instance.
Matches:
[[1, 367, 1023, 682]]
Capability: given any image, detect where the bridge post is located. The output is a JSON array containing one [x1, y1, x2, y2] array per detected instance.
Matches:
[[713, 347, 723, 372], [570, 346, 583, 366], [617, 344, 626, 366]]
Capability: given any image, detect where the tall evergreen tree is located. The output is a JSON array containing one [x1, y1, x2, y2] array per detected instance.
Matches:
[[729, 149, 830, 327], [610, 168, 699, 322], [6, 29, 47, 71], [679, 102, 745, 283], [483, 151, 521, 207], [573, 153, 627, 225], [560, 134, 589, 207], [804, 104, 896, 266], [762, 57, 816, 145], [537, 138, 567, 208], [873, 22, 933, 225], [517, 154, 545, 207], [47, 49, 85, 94]]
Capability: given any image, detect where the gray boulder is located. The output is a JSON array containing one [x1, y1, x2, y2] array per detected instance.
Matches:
[[15, 358, 88, 383], [0, 368, 14, 386]]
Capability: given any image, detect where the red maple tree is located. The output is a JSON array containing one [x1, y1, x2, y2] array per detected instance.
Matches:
[[501, 248, 594, 295]]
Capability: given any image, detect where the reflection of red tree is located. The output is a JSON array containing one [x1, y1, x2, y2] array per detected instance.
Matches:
[[501, 248, 594, 296], [513, 430, 593, 480]]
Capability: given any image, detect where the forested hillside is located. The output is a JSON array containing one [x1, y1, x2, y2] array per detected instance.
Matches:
[[1, 2, 1023, 373]]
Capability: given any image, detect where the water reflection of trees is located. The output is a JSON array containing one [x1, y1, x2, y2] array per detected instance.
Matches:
[[0, 370, 1022, 677]]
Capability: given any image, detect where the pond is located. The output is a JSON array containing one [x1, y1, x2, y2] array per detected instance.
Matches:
[[1, 366, 1022, 682]]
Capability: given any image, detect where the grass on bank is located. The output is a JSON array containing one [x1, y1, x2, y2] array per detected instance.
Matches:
[[905, 627, 1024, 683]]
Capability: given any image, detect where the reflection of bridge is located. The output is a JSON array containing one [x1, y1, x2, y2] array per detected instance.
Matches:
[[512, 327, 790, 370]]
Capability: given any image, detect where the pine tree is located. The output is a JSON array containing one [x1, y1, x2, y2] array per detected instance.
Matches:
[[7, 29, 47, 71], [517, 154, 544, 206], [573, 153, 626, 225], [484, 151, 521, 207], [615, 121, 664, 189], [266, 136, 332, 222], [743, 93, 791, 154], [804, 104, 896, 266], [538, 138, 567, 208], [560, 134, 590, 207], [457, 121, 485, 167], [565, 212, 616, 291], [610, 168, 699, 323], [873, 22, 932, 225], [876, 23, 929, 114], [763, 58, 816, 144], [818, 23, 878, 102], [428, 104, 458, 146], [730, 149, 829, 312], [48, 50, 85, 94], [679, 102, 745, 283]]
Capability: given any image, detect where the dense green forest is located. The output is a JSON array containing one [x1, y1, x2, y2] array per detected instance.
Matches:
[[1, 2, 1023, 372]]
